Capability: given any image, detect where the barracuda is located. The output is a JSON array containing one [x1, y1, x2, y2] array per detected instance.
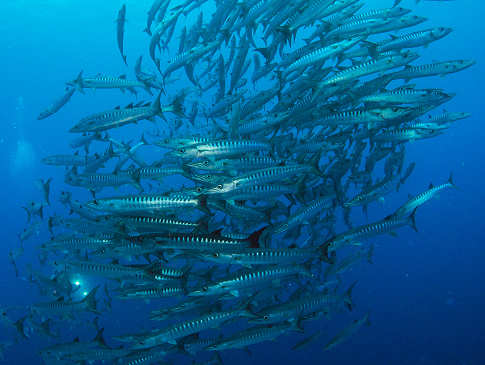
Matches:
[[68, 71, 146, 94], [116, 286, 185, 300], [323, 210, 418, 253], [153, 227, 266, 251], [188, 265, 311, 297], [252, 283, 355, 325], [85, 194, 210, 215], [285, 38, 362, 76], [200, 247, 319, 266], [391, 59, 476, 82], [208, 164, 320, 195], [361, 88, 452, 105], [128, 309, 254, 348], [170, 139, 272, 160], [41, 236, 114, 252], [70, 92, 184, 133], [31, 286, 100, 316], [207, 322, 295, 351], [395, 174, 456, 217]]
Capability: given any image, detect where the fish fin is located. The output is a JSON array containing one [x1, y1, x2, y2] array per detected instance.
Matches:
[[408, 208, 418, 232], [230, 290, 239, 297]]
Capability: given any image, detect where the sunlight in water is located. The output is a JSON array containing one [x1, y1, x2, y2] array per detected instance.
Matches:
[[10, 139, 35, 176]]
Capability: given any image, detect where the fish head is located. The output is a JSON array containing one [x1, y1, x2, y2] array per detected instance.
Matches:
[[206, 181, 235, 195], [433, 27, 453, 40]]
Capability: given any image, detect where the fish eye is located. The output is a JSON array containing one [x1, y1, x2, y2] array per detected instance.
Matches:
[[392, 107, 399, 112], [212, 253, 219, 258], [217, 184, 223, 190], [179, 148, 186, 153], [263, 315, 269, 320], [204, 160, 209, 166], [202, 286, 208, 292], [93, 200, 99, 205]]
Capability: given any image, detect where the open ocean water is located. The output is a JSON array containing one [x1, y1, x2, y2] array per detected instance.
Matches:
[[0, 0, 484, 364]]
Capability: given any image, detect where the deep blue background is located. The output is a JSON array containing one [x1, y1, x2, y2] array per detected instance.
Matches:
[[1, 0, 484, 364]]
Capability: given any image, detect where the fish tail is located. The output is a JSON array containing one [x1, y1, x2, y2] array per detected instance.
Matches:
[[82, 285, 101, 314], [197, 194, 212, 216], [171, 93, 186, 117], [247, 226, 268, 248], [448, 172, 456, 188], [408, 208, 418, 232], [73, 70, 85, 94], [345, 281, 357, 311]]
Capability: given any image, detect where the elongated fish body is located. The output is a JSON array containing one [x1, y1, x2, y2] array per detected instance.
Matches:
[[325, 211, 417, 252], [116, 286, 184, 300], [31, 286, 99, 316], [323, 313, 370, 351], [135, 166, 185, 181], [344, 176, 398, 208], [252, 288, 352, 325], [118, 345, 173, 365], [214, 184, 297, 201], [41, 236, 113, 252], [109, 215, 199, 234], [41, 154, 93, 167], [172, 140, 271, 160], [392, 59, 475, 82], [202, 247, 319, 266], [428, 111, 470, 125], [318, 53, 418, 93], [187, 156, 286, 173], [373, 128, 438, 142], [144, 0, 165, 35], [207, 322, 293, 351], [189, 265, 310, 297], [361, 88, 451, 105], [209, 164, 319, 196], [70, 103, 155, 133], [378, 27, 452, 53], [60, 260, 153, 281], [65, 171, 138, 191], [131, 309, 253, 348], [38, 87, 75, 120], [68, 72, 145, 93], [162, 41, 221, 80], [153, 227, 265, 251], [269, 196, 335, 236], [326, 17, 392, 40], [86, 194, 208, 215], [285, 38, 361, 75], [395, 175, 455, 217], [117, 4, 127, 65], [65, 347, 131, 362]]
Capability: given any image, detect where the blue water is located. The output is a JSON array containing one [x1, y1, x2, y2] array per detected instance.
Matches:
[[1, 0, 484, 364]]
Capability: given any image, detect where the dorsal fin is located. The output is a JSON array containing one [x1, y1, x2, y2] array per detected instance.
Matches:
[[389, 34, 398, 40], [428, 182, 434, 189], [57, 296, 64, 302], [126, 103, 134, 109], [119, 74, 127, 79], [114, 105, 121, 110]]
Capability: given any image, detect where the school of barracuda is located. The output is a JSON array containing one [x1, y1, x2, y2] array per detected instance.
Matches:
[[3, 0, 472, 363]]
